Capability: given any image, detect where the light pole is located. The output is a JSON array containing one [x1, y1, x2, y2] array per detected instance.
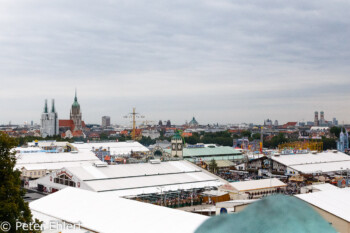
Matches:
[[157, 186, 163, 206]]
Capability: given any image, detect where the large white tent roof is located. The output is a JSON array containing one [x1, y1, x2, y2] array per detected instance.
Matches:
[[15, 151, 103, 171], [296, 188, 350, 222], [72, 141, 149, 155], [30, 187, 207, 233], [271, 151, 350, 167], [61, 161, 224, 195], [223, 178, 286, 192]]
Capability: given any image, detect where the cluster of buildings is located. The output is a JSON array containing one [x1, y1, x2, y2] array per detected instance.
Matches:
[[8, 125, 350, 233]]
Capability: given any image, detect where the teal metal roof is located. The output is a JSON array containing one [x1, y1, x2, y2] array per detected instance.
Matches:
[[195, 194, 336, 233], [164, 147, 242, 157]]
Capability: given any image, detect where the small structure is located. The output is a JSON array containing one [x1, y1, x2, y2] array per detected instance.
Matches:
[[219, 178, 287, 200], [200, 190, 230, 204]]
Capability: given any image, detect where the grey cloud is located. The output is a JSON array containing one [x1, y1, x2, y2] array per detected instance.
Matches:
[[0, 0, 350, 124]]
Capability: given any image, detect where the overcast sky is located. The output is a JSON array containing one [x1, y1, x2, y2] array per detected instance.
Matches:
[[1, 0, 350, 125]]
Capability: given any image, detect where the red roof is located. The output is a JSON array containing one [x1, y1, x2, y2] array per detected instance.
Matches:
[[182, 132, 193, 137], [59, 120, 86, 131], [72, 130, 83, 137], [120, 130, 129, 135]]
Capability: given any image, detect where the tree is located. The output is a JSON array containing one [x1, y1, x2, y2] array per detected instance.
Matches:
[[330, 126, 341, 138], [252, 133, 261, 141], [241, 130, 251, 138], [0, 132, 41, 232], [209, 159, 218, 174], [321, 137, 337, 150]]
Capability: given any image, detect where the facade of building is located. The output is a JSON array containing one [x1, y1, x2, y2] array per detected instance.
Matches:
[[102, 116, 111, 127], [219, 178, 287, 200], [40, 99, 59, 137]]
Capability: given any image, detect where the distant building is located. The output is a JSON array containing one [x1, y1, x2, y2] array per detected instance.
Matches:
[[274, 120, 279, 126], [166, 120, 171, 127], [314, 111, 319, 126], [188, 117, 199, 127], [333, 118, 339, 126], [40, 99, 59, 137], [59, 91, 86, 138], [264, 119, 273, 126], [337, 128, 349, 152], [102, 116, 111, 127]]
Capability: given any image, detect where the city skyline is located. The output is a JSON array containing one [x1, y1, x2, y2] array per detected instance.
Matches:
[[1, 0, 350, 124]]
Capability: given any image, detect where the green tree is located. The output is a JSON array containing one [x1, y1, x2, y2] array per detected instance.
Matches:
[[252, 133, 261, 140], [209, 159, 218, 174], [330, 126, 342, 138], [321, 137, 337, 150], [0, 132, 41, 232], [241, 130, 251, 138]]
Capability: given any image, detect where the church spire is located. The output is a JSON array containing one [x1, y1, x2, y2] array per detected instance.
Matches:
[[51, 99, 56, 113], [44, 99, 48, 113], [75, 88, 77, 102]]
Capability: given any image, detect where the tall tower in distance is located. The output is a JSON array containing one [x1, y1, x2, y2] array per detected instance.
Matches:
[[102, 116, 111, 127], [70, 90, 82, 131], [314, 111, 319, 126], [320, 111, 325, 125], [40, 99, 59, 137]]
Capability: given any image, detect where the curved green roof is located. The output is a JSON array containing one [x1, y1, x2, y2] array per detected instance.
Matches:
[[72, 90, 80, 108], [172, 132, 182, 140]]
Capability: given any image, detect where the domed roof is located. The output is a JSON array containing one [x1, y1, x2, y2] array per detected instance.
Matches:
[[189, 117, 198, 126], [172, 132, 182, 140], [72, 91, 80, 108], [195, 195, 336, 233]]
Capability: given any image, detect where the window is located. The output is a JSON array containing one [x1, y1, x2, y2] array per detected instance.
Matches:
[[53, 174, 76, 187]]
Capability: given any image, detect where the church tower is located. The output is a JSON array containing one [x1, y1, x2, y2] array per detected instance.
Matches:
[[40, 99, 59, 137], [70, 90, 83, 131], [171, 132, 183, 158]]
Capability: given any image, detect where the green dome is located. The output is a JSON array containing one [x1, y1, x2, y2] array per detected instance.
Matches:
[[72, 100, 80, 108], [195, 195, 336, 233]]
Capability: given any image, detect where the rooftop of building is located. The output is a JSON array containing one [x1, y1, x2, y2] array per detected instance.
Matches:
[[296, 188, 350, 222], [30, 187, 207, 233], [220, 178, 287, 192], [164, 146, 242, 158]]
